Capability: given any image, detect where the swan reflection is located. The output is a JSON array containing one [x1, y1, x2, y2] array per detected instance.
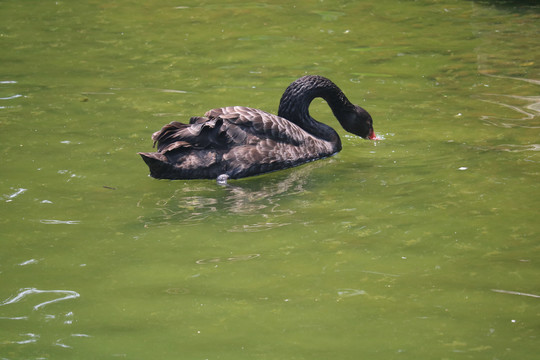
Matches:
[[138, 159, 329, 229]]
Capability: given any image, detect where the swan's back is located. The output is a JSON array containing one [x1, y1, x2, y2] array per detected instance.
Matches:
[[138, 106, 335, 179]]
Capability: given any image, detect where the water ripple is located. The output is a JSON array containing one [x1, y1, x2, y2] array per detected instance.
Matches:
[[227, 222, 291, 232], [3, 187, 27, 202], [491, 289, 540, 299], [18, 258, 39, 266], [0, 288, 80, 310], [490, 144, 540, 152], [13, 333, 39, 344], [0, 94, 23, 100], [39, 219, 81, 225], [337, 289, 367, 298], [0, 316, 28, 320], [196, 253, 260, 264], [478, 75, 540, 129]]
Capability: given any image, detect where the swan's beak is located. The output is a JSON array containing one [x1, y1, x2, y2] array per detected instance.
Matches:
[[368, 128, 377, 140]]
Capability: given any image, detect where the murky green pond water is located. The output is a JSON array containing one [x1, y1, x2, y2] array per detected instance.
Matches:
[[1, 0, 539, 359]]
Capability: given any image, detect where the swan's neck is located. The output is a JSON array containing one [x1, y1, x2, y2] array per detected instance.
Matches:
[[277, 75, 355, 150]]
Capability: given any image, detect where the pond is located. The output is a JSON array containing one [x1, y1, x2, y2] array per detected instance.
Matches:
[[1, 0, 539, 359]]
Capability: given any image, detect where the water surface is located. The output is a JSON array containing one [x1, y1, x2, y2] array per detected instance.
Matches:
[[1, 0, 539, 359]]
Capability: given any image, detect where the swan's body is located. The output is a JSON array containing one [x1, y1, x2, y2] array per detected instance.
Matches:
[[139, 75, 375, 180]]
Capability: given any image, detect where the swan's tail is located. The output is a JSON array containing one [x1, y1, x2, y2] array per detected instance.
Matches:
[[138, 152, 173, 179]]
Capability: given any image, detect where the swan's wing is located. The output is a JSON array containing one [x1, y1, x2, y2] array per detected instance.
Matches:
[[151, 117, 230, 153], [150, 106, 308, 154], [205, 106, 307, 146]]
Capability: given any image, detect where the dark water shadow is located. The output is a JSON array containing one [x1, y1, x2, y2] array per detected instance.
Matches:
[[469, 0, 539, 12]]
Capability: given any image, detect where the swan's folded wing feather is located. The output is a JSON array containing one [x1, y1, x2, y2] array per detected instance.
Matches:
[[152, 118, 230, 153], [206, 106, 306, 146], [151, 106, 308, 155], [151, 121, 188, 145]]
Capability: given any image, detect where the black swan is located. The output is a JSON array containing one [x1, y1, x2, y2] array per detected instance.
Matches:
[[139, 75, 375, 181]]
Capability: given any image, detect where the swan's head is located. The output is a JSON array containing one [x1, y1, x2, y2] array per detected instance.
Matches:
[[340, 105, 376, 140]]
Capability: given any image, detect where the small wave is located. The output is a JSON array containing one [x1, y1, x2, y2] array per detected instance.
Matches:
[[13, 333, 39, 344], [39, 219, 80, 225], [0, 316, 28, 320], [0, 288, 80, 310], [3, 187, 27, 201], [71, 333, 92, 337], [491, 144, 540, 152], [228, 222, 290, 232], [477, 76, 540, 129], [158, 89, 187, 94], [492, 289, 540, 299], [0, 94, 23, 100], [18, 259, 39, 266], [196, 253, 260, 264], [337, 289, 367, 298]]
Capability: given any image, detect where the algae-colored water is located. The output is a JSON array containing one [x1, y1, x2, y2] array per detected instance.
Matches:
[[1, 0, 539, 359]]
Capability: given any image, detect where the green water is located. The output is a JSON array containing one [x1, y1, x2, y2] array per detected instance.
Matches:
[[1, 0, 539, 359]]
